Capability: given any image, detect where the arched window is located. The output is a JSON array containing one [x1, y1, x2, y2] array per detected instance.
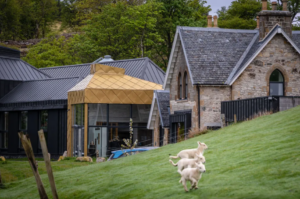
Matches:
[[178, 73, 182, 99], [269, 69, 284, 96], [184, 72, 188, 99]]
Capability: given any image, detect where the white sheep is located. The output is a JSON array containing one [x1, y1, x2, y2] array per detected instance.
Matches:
[[169, 153, 206, 174], [179, 162, 206, 192], [169, 141, 208, 159]]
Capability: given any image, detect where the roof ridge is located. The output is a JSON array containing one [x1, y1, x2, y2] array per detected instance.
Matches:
[[102, 57, 148, 64], [40, 63, 92, 70], [0, 45, 20, 52], [22, 76, 80, 82], [178, 26, 258, 33]]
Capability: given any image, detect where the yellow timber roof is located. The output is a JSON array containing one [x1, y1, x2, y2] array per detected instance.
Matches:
[[68, 64, 163, 104]]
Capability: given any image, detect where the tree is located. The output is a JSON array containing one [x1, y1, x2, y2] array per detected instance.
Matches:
[[217, 0, 262, 29], [155, 0, 210, 68], [277, 0, 300, 22], [23, 33, 81, 68]]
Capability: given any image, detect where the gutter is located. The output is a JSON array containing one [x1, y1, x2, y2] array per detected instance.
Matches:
[[197, 85, 200, 129]]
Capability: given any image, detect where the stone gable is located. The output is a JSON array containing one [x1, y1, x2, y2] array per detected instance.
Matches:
[[232, 34, 300, 100]]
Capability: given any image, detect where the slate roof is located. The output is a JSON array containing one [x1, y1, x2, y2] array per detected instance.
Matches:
[[0, 56, 50, 81], [178, 27, 258, 85], [0, 77, 80, 104], [176, 26, 300, 85], [156, 90, 170, 127], [40, 58, 165, 85]]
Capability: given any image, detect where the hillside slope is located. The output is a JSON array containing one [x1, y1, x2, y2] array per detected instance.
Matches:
[[1, 106, 300, 199]]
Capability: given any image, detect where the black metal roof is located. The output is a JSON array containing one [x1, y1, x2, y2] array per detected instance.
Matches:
[[0, 56, 50, 81], [155, 90, 170, 127], [40, 57, 165, 85], [0, 77, 80, 105], [0, 45, 20, 58]]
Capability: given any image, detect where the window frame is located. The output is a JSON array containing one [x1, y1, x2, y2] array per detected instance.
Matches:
[[178, 72, 182, 99], [183, 72, 188, 99], [269, 69, 285, 96]]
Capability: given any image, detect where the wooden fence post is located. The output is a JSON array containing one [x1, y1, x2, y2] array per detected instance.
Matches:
[[234, 114, 237, 124], [38, 130, 58, 199], [18, 132, 48, 199]]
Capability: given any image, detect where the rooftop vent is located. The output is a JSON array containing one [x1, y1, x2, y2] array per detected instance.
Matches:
[[93, 55, 114, 63], [99, 55, 114, 63]]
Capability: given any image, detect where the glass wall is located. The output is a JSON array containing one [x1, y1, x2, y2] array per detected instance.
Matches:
[[0, 112, 8, 149], [88, 104, 153, 157], [72, 104, 85, 157]]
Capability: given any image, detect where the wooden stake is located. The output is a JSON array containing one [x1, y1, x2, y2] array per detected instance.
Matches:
[[18, 132, 48, 199], [38, 130, 58, 199], [234, 114, 237, 123]]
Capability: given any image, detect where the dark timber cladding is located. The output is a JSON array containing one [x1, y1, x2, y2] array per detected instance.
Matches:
[[221, 96, 300, 123]]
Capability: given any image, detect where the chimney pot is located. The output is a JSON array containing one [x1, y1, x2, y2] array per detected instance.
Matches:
[[272, 1, 277, 11], [256, 16, 259, 29], [207, 15, 212, 28], [213, 15, 218, 28], [282, 0, 288, 11], [262, 0, 267, 11]]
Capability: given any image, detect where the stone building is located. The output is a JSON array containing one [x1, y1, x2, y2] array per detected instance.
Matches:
[[149, 0, 300, 144]]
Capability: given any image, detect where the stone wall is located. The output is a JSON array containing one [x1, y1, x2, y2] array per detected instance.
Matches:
[[279, 97, 300, 111], [232, 34, 300, 100], [169, 44, 199, 130], [258, 11, 292, 39], [200, 86, 231, 130]]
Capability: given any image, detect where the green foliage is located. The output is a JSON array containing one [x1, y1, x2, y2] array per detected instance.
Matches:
[[23, 33, 81, 68], [217, 0, 261, 29], [219, 16, 257, 30], [277, 0, 300, 22], [292, 24, 300, 30]]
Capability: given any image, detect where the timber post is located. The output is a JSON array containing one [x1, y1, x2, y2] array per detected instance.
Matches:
[[18, 132, 48, 199], [38, 130, 59, 199], [234, 114, 237, 123]]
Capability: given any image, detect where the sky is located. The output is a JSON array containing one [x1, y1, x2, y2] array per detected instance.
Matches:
[[207, 0, 233, 16]]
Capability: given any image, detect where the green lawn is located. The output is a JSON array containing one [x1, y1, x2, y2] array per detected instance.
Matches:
[[0, 158, 94, 184], [1, 106, 300, 199]]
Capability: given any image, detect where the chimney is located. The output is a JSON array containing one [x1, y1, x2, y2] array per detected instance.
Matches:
[[258, 0, 292, 40], [207, 15, 212, 28], [282, 0, 288, 11], [256, 16, 259, 29], [213, 15, 218, 28], [262, 0, 267, 11], [272, 1, 277, 11]]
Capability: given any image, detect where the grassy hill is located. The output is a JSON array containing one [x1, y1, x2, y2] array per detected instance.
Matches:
[[1, 106, 300, 199]]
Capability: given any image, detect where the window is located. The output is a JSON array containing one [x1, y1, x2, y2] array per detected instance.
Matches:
[[184, 72, 188, 99], [269, 69, 284, 96], [0, 112, 9, 149], [19, 111, 28, 148], [178, 73, 182, 99]]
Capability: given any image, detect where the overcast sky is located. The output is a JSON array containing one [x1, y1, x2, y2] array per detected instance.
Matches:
[[207, 0, 233, 16]]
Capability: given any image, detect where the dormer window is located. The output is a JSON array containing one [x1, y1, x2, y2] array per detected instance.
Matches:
[[178, 73, 182, 99], [269, 69, 284, 96]]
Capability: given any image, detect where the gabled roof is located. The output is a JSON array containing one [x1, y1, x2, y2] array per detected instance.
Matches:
[[0, 77, 80, 104], [227, 25, 300, 85], [0, 56, 50, 81], [68, 64, 162, 104], [164, 25, 300, 88], [40, 57, 165, 85], [147, 90, 170, 129]]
